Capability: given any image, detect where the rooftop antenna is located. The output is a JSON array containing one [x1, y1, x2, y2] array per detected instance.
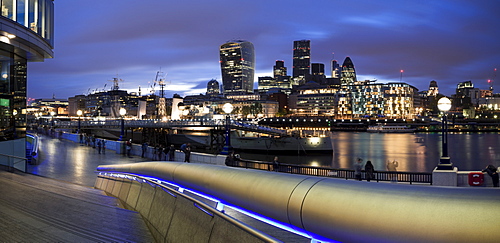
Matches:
[[400, 69, 404, 82], [489, 68, 496, 92]]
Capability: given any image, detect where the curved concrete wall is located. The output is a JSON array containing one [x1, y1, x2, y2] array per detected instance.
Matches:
[[95, 173, 277, 243], [97, 162, 500, 242]]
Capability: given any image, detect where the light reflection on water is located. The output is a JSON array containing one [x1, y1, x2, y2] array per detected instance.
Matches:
[[240, 132, 500, 173]]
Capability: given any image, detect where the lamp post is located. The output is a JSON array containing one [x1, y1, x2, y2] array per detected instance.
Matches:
[[436, 97, 453, 170], [50, 111, 55, 127], [119, 108, 126, 141], [221, 103, 234, 155], [77, 110, 83, 134]]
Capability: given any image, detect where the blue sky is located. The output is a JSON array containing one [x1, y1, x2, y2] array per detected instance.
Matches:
[[28, 0, 500, 99]]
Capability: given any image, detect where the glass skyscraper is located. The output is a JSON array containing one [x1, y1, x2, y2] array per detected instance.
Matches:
[[219, 40, 255, 94], [0, 0, 54, 171], [340, 56, 357, 85], [292, 40, 311, 83]]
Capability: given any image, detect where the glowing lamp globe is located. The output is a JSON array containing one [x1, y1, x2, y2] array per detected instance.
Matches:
[[223, 103, 234, 114], [437, 97, 452, 112]]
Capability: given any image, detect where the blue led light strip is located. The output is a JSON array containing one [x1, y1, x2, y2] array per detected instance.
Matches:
[[98, 172, 334, 242]]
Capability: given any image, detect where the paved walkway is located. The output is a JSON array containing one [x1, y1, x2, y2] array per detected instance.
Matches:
[[0, 169, 153, 242], [16, 134, 309, 242], [28, 133, 151, 187]]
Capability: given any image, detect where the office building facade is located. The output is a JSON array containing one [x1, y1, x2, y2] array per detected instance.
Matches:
[[292, 40, 310, 84], [340, 57, 357, 85], [0, 0, 54, 171], [219, 40, 255, 94]]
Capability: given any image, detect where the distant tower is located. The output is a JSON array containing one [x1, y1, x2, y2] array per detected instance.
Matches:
[[219, 40, 255, 94], [292, 40, 311, 84], [311, 63, 326, 84], [273, 60, 287, 78], [427, 80, 439, 96], [207, 79, 220, 96], [331, 59, 340, 78], [340, 57, 357, 85]]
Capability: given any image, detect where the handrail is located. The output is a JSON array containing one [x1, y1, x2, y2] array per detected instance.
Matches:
[[97, 172, 280, 242], [230, 159, 433, 184], [0, 153, 27, 172]]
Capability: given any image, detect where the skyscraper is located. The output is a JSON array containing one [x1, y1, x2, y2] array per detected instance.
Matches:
[[219, 40, 255, 94], [331, 59, 341, 78], [273, 60, 287, 78], [340, 57, 357, 85], [292, 40, 311, 84]]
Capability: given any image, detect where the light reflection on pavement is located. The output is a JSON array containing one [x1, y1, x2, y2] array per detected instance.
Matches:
[[27, 134, 150, 187]]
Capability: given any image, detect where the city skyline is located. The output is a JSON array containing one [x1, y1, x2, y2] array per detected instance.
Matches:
[[28, 0, 500, 99]]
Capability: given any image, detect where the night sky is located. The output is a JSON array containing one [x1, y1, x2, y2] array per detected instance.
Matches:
[[28, 0, 500, 100]]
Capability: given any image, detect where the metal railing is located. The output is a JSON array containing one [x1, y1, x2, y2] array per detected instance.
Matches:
[[97, 172, 280, 242], [0, 153, 27, 172], [54, 119, 287, 136], [229, 159, 433, 184]]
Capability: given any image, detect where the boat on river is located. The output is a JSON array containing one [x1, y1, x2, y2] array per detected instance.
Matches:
[[367, 124, 415, 133], [170, 128, 333, 154]]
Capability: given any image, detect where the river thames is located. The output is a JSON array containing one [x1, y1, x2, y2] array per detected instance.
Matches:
[[239, 132, 500, 173]]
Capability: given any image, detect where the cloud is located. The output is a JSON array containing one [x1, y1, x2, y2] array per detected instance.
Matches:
[[28, 0, 500, 99]]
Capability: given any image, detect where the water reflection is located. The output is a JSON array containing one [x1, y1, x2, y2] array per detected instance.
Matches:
[[241, 132, 500, 172]]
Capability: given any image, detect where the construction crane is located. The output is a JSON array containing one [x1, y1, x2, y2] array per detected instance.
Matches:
[[108, 77, 124, 91]]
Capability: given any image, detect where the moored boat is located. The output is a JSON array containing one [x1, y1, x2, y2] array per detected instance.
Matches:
[[367, 124, 415, 133]]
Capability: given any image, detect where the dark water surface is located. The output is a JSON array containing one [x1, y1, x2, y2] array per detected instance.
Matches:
[[239, 132, 500, 173]]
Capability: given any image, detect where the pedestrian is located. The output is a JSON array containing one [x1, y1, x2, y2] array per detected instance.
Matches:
[[273, 156, 280, 172], [158, 145, 164, 161], [141, 142, 148, 158], [354, 158, 363, 181], [126, 139, 132, 157], [79, 133, 84, 144], [482, 164, 499, 187], [97, 139, 102, 154], [91, 135, 96, 148], [386, 160, 399, 182], [101, 139, 106, 154], [180, 143, 191, 162], [153, 145, 158, 160], [225, 151, 235, 166], [234, 154, 241, 167], [168, 144, 175, 161], [365, 160, 375, 182], [163, 146, 169, 161]]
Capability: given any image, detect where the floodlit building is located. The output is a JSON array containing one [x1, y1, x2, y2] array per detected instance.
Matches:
[[0, 0, 54, 172], [219, 40, 255, 94], [340, 57, 357, 85]]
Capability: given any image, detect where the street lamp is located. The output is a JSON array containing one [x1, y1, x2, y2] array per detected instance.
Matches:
[[436, 97, 453, 170], [50, 111, 55, 127], [221, 103, 234, 155], [119, 108, 126, 141], [77, 110, 83, 134]]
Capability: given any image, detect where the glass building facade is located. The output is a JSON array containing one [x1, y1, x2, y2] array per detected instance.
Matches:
[[0, 0, 54, 171], [290, 81, 418, 118], [292, 40, 311, 84], [219, 40, 255, 94]]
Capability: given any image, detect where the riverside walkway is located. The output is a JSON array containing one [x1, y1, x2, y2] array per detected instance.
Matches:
[[3, 134, 308, 242]]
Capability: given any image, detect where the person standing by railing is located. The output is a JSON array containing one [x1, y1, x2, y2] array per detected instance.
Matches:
[[482, 165, 499, 187], [387, 160, 399, 182], [273, 156, 280, 172], [365, 160, 375, 182]]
